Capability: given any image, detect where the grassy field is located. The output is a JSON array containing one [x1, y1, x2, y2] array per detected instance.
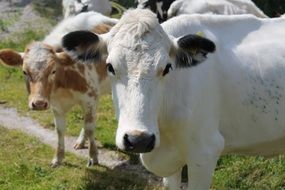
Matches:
[[0, 127, 162, 190], [1, 0, 285, 189]]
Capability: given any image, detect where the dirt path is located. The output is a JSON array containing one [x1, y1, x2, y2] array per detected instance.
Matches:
[[0, 105, 130, 168]]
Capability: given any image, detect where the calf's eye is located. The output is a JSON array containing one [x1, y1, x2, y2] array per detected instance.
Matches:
[[162, 63, 172, 76], [52, 70, 56, 74], [106, 63, 115, 75]]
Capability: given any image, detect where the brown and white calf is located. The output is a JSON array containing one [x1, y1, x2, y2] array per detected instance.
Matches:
[[0, 24, 111, 167]]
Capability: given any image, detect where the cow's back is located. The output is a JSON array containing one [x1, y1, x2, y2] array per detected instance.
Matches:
[[162, 14, 285, 156]]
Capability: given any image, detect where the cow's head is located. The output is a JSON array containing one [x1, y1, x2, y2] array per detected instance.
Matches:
[[62, 9, 215, 153], [0, 42, 73, 110]]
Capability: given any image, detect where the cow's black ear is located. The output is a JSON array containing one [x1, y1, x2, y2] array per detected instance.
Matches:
[[173, 34, 216, 68], [62, 30, 103, 63]]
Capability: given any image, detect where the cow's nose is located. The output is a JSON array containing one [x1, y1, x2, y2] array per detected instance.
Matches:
[[123, 131, 155, 153], [31, 100, 48, 110]]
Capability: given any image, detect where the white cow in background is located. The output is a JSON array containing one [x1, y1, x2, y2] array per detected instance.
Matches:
[[168, 0, 267, 18], [44, 11, 117, 51], [136, 0, 176, 23], [137, 0, 267, 22], [62, 9, 285, 189], [62, 0, 112, 18]]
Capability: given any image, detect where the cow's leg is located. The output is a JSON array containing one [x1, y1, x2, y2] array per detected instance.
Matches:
[[83, 104, 98, 167], [186, 132, 224, 190], [74, 128, 87, 149], [51, 110, 66, 167], [163, 169, 183, 190]]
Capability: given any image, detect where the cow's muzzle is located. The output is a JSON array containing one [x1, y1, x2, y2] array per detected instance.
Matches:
[[31, 99, 49, 110], [123, 130, 155, 153]]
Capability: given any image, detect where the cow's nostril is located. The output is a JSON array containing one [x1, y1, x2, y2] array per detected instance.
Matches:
[[31, 100, 49, 110], [147, 134, 155, 150], [43, 102, 48, 108], [123, 134, 134, 150], [32, 102, 36, 108]]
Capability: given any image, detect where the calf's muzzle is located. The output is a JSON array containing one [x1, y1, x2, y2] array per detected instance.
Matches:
[[31, 100, 49, 110]]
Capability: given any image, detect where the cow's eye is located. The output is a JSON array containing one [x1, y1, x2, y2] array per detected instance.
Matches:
[[23, 71, 27, 75], [52, 70, 56, 74], [106, 63, 115, 75], [162, 63, 172, 76]]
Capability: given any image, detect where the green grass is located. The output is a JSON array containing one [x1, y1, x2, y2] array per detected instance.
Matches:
[[213, 155, 285, 189], [0, 13, 20, 32], [0, 127, 162, 190], [32, 0, 63, 20], [0, 29, 46, 51]]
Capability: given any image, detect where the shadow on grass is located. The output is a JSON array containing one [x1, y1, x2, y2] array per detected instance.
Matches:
[[81, 165, 158, 190]]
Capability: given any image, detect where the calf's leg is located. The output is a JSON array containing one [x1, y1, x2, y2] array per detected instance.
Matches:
[[74, 128, 87, 149], [83, 105, 98, 167], [51, 110, 66, 167]]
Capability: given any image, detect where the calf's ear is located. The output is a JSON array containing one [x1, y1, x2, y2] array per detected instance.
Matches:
[[170, 34, 216, 68], [62, 30, 107, 64], [0, 49, 23, 67]]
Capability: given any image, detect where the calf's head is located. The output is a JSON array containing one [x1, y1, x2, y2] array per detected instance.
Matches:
[[0, 42, 70, 110], [62, 9, 216, 153]]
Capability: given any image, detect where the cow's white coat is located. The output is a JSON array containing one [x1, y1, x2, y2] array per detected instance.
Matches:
[[168, 0, 267, 18], [44, 11, 117, 51]]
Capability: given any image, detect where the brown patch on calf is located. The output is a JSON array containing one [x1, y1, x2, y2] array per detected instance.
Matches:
[[77, 64, 85, 74], [57, 52, 76, 66], [91, 23, 113, 34], [95, 62, 107, 82], [0, 49, 23, 66], [55, 67, 88, 93], [89, 24, 112, 82]]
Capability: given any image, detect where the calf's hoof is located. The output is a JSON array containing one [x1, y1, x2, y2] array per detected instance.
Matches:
[[50, 159, 61, 168], [87, 158, 98, 167], [74, 142, 86, 149]]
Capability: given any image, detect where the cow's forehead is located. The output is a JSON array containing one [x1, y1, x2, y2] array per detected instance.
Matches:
[[107, 9, 172, 71], [109, 9, 170, 46], [24, 42, 55, 72]]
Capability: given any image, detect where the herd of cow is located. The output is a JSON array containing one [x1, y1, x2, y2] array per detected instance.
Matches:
[[1, 0, 285, 189]]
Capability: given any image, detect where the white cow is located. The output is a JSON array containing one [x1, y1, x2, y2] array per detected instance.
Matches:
[[168, 0, 268, 18], [44, 11, 117, 51], [62, 0, 112, 18], [62, 9, 285, 189]]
